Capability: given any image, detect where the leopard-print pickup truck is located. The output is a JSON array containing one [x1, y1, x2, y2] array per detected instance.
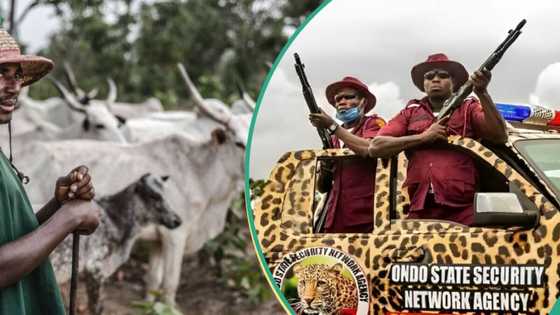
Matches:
[[251, 131, 560, 315]]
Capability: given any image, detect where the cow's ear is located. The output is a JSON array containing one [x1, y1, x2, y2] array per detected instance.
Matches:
[[82, 118, 90, 131], [211, 128, 227, 145], [161, 175, 170, 182]]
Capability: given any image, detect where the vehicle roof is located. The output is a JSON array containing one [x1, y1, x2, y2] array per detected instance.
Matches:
[[507, 124, 560, 143]]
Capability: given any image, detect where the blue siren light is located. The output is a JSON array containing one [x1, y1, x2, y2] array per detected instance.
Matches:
[[495, 103, 532, 121]]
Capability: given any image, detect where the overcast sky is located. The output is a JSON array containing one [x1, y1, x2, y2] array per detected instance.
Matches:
[[249, 0, 560, 179], [8, 0, 59, 52]]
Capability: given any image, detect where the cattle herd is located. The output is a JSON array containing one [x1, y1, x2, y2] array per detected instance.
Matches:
[[6, 64, 252, 314]]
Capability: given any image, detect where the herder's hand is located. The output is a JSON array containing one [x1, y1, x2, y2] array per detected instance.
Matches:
[[54, 165, 95, 204], [59, 200, 101, 235]]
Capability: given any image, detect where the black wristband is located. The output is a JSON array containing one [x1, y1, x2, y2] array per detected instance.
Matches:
[[327, 122, 338, 135]]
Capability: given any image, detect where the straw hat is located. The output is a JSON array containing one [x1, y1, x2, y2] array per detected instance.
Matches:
[[0, 28, 53, 86]]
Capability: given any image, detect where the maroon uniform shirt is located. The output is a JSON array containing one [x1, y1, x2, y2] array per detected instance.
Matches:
[[324, 115, 385, 233], [377, 97, 486, 225]]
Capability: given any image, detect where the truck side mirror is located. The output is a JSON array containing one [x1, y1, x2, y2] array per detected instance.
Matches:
[[472, 193, 539, 228]]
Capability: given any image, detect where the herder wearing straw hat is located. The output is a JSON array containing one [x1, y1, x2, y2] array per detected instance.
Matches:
[[367, 53, 507, 225], [308, 76, 386, 233], [0, 28, 100, 314]]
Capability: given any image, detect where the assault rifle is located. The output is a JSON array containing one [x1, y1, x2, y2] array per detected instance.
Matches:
[[294, 53, 333, 149], [294, 53, 334, 232], [437, 19, 526, 122]]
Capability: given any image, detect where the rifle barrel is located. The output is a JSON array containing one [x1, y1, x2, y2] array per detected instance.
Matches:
[[294, 53, 333, 149], [437, 19, 526, 121]]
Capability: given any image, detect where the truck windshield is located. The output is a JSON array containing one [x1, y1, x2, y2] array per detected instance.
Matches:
[[515, 139, 560, 196]]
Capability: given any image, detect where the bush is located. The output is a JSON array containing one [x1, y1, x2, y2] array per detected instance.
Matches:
[[200, 184, 272, 305]]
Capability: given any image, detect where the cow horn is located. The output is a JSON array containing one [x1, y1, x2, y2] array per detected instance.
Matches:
[[241, 90, 255, 112], [235, 80, 255, 112], [79, 88, 99, 105], [235, 81, 244, 99], [106, 78, 117, 110], [63, 63, 86, 102], [87, 88, 99, 100], [177, 63, 230, 126], [49, 78, 86, 114]]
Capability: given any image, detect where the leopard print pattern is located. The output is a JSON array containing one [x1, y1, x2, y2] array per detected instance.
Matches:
[[252, 136, 560, 314], [292, 263, 357, 315], [394, 153, 410, 220]]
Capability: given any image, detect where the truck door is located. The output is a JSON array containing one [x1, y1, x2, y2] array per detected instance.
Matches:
[[373, 138, 551, 314]]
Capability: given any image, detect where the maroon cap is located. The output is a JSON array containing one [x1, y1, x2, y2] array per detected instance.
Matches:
[[325, 76, 376, 112], [411, 53, 468, 92]]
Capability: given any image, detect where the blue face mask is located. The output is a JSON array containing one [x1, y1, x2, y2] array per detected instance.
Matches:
[[336, 106, 361, 123]]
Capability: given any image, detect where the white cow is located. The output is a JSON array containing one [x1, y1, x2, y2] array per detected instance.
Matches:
[[8, 64, 251, 149], [17, 63, 253, 306], [121, 64, 251, 147], [4, 66, 163, 150], [20, 136, 245, 306], [0, 88, 75, 150], [16, 88, 78, 131], [104, 78, 164, 119], [62, 64, 163, 120], [3, 79, 127, 152]]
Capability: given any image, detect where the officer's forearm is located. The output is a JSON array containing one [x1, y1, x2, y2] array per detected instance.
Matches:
[[477, 90, 508, 144], [368, 135, 425, 158], [0, 208, 78, 288], [333, 127, 371, 157], [36, 197, 62, 224]]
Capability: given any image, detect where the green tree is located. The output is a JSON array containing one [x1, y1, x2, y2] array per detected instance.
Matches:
[[30, 0, 136, 101], [29, 0, 321, 107]]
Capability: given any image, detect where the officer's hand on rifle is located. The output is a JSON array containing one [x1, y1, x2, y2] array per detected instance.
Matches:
[[309, 109, 335, 129], [54, 165, 95, 204], [471, 68, 492, 95], [421, 117, 449, 143]]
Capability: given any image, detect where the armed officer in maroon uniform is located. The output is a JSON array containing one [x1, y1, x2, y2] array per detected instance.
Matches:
[[309, 76, 385, 233], [367, 54, 507, 225]]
